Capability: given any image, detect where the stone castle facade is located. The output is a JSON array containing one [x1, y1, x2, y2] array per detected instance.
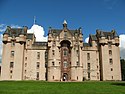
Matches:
[[0, 21, 121, 81]]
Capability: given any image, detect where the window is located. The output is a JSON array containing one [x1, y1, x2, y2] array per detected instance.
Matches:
[[64, 31, 67, 38], [36, 62, 40, 69], [37, 52, 40, 59], [109, 50, 112, 56], [11, 51, 14, 57], [25, 57, 27, 61], [25, 63, 27, 67], [97, 73, 99, 79], [52, 62, 55, 66], [52, 50, 55, 56], [63, 50, 68, 56], [10, 62, 14, 68], [111, 68, 113, 71], [87, 53, 90, 60], [10, 70, 13, 73], [77, 76, 78, 80], [109, 59, 113, 64], [36, 72, 39, 80], [112, 76, 113, 79], [88, 73, 90, 80], [53, 76, 54, 79], [76, 61, 80, 66], [25, 70, 27, 74], [87, 63, 90, 70], [108, 42, 112, 48], [11, 41, 15, 47], [63, 61, 68, 68], [76, 50, 79, 56]]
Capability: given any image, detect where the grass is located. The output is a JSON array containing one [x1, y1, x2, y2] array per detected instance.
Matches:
[[0, 81, 125, 94]]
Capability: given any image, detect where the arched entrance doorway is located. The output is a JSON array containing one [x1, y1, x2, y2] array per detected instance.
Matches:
[[63, 73, 68, 81], [60, 40, 71, 81]]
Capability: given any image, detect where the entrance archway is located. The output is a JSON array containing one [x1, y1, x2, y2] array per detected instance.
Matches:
[[63, 73, 68, 81]]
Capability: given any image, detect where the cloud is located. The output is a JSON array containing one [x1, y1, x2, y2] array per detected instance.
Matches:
[[27, 24, 47, 42], [119, 34, 125, 59], [85, 37, 89, 43], [0, 24, 6, 32]]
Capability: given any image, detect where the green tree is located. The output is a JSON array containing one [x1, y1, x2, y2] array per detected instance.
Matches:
[[121, 59, 125, 81]]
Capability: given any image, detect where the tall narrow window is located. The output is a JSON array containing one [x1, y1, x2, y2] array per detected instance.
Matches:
[[111, 68, 113, 71], [36, 72, 39, 80], [37, 52, 40, 59], [25, 63, 27, 67], [109, 59, 113, 64], [63, 50, 68, 56], [87, 63, 90, 70], [87, 53, 90, 60], [10, 70, 13, 73], [109, 50, 112, 56], [11, 51, 14, 57], [76, 50, 79, 56], [76, 61, 80, 66], [10, 62, 14, 68], [52, 50, 55, 56], [52, 62, 55, 66], [88, 73, 90, 80], [63, 61, 68, 68], [36, 62, 40, 69]]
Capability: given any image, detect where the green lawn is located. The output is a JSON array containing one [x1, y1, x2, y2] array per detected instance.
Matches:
[[0, 81, 125, 94]]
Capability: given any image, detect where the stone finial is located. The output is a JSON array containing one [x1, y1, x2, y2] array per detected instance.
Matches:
[[63, 20, 67, 28]]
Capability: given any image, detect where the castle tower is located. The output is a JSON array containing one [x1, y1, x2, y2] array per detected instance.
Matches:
[[97, 30, 121, 81], [1, 26, 27, 80]]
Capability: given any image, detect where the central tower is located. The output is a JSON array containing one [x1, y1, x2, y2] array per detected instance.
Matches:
[[47, 20, 83, 81]]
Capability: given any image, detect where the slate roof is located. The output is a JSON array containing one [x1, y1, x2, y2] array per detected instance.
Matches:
[[90, 34, 97, 41], [4, 26, 27, 37], [49, 28, 80, 36], [83, 43, 90, 47], [96, 30, 119, 39], [26, 33, 34, 39]]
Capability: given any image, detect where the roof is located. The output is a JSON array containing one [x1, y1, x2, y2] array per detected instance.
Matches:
[[49, 28, 80, 36], [90, 35, 97, 41], [26, 33, 34, 39], [83, 43, 90, 47], [4, 26, 27, 37], [96, 30, 119, 39]]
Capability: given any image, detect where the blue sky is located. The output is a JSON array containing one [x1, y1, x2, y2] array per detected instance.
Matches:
[[0, 0, 125, 59], [0, 0, 125, 38]]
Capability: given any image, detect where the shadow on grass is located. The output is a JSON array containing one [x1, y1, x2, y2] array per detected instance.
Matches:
[[111, 82, 125, 86]]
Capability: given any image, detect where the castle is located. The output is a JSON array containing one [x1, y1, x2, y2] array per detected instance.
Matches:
[[0, 21, 121, 81]]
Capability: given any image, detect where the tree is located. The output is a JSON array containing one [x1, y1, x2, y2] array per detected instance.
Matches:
[[121, 59, 125, 81]]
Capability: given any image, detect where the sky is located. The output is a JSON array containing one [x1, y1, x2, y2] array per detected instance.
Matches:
[[0, 0, 125, 59]]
